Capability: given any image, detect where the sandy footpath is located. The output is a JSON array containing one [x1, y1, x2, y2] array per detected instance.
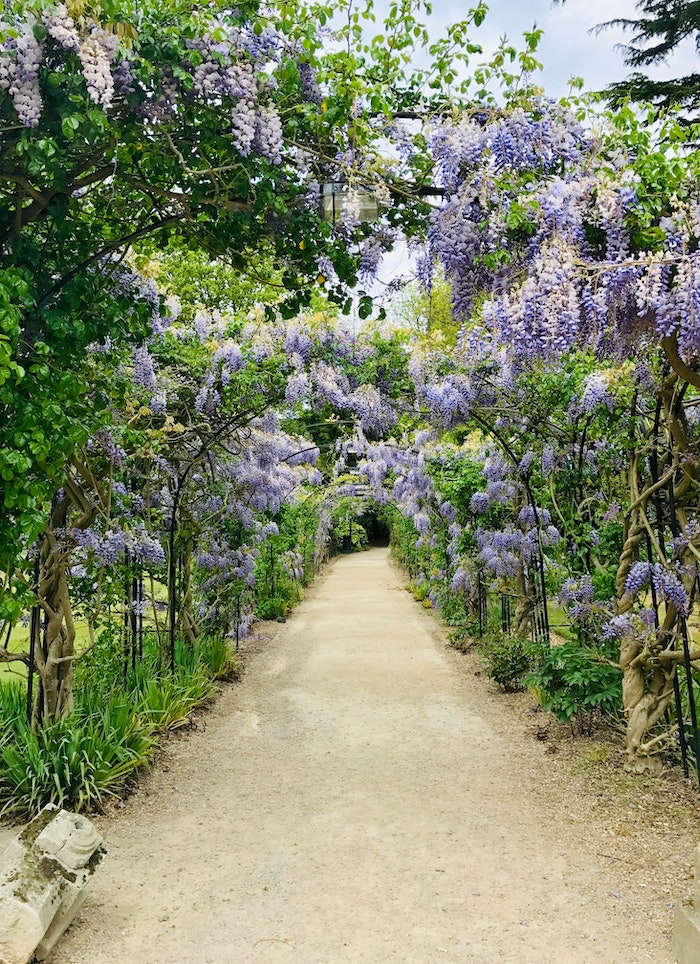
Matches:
[[44, 547, 696, 963]]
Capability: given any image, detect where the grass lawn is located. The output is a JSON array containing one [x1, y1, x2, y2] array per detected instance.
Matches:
[[1, 577, 169, 687]]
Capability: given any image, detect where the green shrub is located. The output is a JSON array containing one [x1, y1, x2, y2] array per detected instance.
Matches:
[[255, 594, 288, 620], [410, 578, 429, 602], [447, 626, 476, 652], [434, 584, 472, 626], [479, 633, 532, 691], [333, 517, 368, 552], [74, 621, 126, 695], [525, 641, 622, 726]]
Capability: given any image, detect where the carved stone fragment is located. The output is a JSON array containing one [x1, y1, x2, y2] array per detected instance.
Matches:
[[0, 804, 105, 964]]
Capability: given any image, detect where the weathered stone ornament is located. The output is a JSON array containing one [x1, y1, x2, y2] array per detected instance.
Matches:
[[0, 804, 105, 964]]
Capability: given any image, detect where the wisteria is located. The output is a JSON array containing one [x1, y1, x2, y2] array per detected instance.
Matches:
[[628, 562, 690, 615], [0, 3, 299, 172], [625, 561, 652, 598], [97, 258, 163, 333], [470, 491, 490, 515], [581, 375, 610, 414], [298, 61, 323, 105], [254, 103, 284, 164], [421, 92, 700, 381], [477, 527, 523, 578], [213, 341, 245, 385], [541, 445, 555, 476], [556, 574, 614, 645], [1, 5, 120, 123], [403, 85, 700, 767], [0, 19, 43, 126], [602, 502, 621, 524], [72, 523, 165, 566], [132, 346, 158, 390], [43, 4, 81, 53], [77, 29, 117, 109]]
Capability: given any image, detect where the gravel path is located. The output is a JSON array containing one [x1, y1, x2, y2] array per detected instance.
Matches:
[[45, 547, 694, 963]]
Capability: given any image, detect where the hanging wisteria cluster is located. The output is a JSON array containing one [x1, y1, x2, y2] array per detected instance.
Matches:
[[470, 456, 560, 583], [424, 100, 700, 366], [0, 3, 119, 124], [0, 2, 298, 167]]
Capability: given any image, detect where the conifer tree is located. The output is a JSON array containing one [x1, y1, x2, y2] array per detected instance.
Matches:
[[558, 1, 700, 113]]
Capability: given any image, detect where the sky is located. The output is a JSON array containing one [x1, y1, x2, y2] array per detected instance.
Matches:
[[455, 0, 699, 97]]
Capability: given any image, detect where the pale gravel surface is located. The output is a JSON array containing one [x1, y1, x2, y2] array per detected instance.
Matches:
[[32, 546, 699, 963]]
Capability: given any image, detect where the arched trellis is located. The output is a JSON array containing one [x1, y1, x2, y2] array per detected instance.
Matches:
[[323, 434, 531, 639], [466, 413, 551, 645], [302, 479, 393, 570]]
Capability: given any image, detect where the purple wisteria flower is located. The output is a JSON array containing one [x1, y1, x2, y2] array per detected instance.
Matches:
[[470, 491, 490, 515], [541, 445, 555, 476], [602, 501, 621, 524]]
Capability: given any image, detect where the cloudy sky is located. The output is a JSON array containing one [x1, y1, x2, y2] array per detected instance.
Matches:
[[456, 0, 698, 97]]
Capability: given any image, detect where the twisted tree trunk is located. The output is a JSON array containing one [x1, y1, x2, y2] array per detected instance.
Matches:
[[32, 460, 101, 725], [511, 558, 533, 638], [614, 360, 700, 772], [34, 531, 76, 723], [176, 547, 199, 648]]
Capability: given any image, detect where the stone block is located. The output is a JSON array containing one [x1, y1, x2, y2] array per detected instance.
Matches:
[[0, 804, 105, 964], [674, 845, 700, 964]]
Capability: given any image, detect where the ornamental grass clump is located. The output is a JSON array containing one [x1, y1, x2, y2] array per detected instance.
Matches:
[[134, 673, 215, 731], [0, 684, 156, 816], [125, 643, 217, 730], [0, 633, 238, 816], [197, 635, 243, 681]]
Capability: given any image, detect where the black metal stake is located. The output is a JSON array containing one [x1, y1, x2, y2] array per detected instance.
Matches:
[[123, 550, 130, 680], [138, 570, 144, 660], [680, 615, 700, 783], [477, 572, 484, 638], [644, 530, 690, 778], [235, 594, 241, 653], [26, 552, 40, 723], [501, 594, 511, 634]]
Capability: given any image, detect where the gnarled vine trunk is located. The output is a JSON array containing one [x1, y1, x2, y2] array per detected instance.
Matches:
[[175, 547, 199, 648], [31, 461, 101, 725], [511, 559, 533, 638], [614, 359, 700, 772], [34, 529, 76, 723]]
